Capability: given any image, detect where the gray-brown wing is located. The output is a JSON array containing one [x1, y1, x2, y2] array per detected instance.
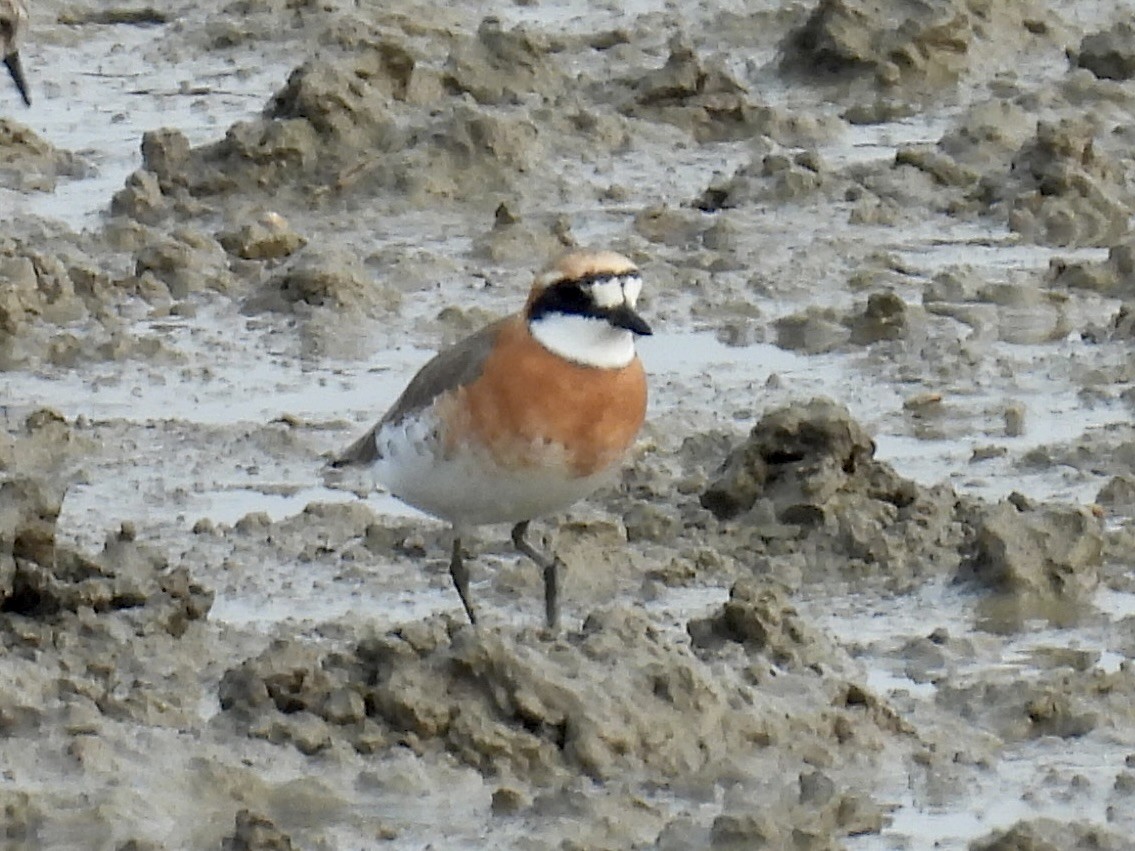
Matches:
[[332, 318, 508, 467]]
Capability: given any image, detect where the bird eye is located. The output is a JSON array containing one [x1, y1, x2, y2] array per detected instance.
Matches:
[[561, 282, 591, 307]]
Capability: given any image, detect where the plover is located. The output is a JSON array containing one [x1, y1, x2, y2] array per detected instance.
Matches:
[[1, 0, 29, 106], [334, 250, 652, 628]]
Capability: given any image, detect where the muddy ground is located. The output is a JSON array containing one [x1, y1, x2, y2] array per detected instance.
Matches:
[[5, 0, 1135, 848]]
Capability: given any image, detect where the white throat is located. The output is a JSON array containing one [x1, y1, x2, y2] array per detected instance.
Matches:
[[529, 313, 636, 368]]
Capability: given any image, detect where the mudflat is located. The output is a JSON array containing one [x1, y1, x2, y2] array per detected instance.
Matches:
[[4, 1, 1135, 848]]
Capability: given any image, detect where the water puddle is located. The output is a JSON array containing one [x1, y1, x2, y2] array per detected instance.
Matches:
[[1, 19, 289, 229], [809, 579, 1135, 849]]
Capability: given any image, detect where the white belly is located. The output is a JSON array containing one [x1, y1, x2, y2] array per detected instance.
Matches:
[[371, 415, 617, 529]]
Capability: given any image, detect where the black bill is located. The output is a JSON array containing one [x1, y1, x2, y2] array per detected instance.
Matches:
[[606, 303, 653, 336], [4, 52, 30, 107]]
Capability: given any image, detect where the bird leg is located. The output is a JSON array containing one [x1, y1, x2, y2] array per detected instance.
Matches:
[[449, 535, 477, 625], [511, 521, 563, 629]]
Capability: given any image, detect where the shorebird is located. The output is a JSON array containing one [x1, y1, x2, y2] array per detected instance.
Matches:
[[334, 250, 652, 628], [1, 0, 30, 106]]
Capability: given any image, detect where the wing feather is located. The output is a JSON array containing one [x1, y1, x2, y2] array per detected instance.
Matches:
[[332, 317, 511, 467]]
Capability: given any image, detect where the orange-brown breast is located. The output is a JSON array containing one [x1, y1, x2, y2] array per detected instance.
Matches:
[[437, 316, 647, 477]]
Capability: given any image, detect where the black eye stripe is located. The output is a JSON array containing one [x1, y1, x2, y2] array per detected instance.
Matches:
[[528, 281, 606, 323], [526, 271, 641, 324]]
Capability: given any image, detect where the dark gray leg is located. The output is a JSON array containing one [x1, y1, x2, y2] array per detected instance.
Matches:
[[511, 521, 563, 629], [449, 535, 477, 625]]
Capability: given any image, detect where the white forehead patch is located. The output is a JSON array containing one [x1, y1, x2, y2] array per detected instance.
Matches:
[[589, 278, 625, 309], [584, 272, 641, 309], [620, 274, 643, 307]]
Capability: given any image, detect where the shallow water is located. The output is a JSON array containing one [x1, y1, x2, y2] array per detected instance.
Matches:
[[6, 307, 1125, 548], [2, 19, 277, 229], [809, 575, 1135, 848]]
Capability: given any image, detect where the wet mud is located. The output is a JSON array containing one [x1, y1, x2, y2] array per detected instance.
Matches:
[[5, 0, 1135, 848]]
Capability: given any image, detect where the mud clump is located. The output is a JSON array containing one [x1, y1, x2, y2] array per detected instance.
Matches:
[[970, 817, 1132, 850], [709, 783, 885, 849], [221, 809, 296, 851], [696, 150, 830, 211], [2, 413, 212, 635], [993, 119, 1132, 247], [443, 17, 566, 106], [110, 168, 174, 226], [1074, 22, 1135, 81], [779, 0, 1043, 89], [938, 99, 1036, 171], [2, 501, 212, 637], [847, 291, 911, 345], [915, 115, 1134, 247], [699, 398, 1109, 603], [269, 43, 417, 133], [239, 44, 405, 160], [111, 45, 409, 212], [217, 212, 306, 261], [112, 40, 558, 217], [0, 119, 87, 192], [702, 397, 895, 522], [250, 246, 401, 315], [627, 38, 765, 143], [132, 229, 237, 299], [0, 477, 64, 570], [773, 307, 850, 354], [1049, 243, 1135, 298], [0, 235, 90, 357], [140, 126, 191, 185], [0, 223, 192, 368], [773, 292, 916, 353], [218, 596, 910, 848], [471, 203, 576, 265], [221, 609, 779, 781], [0, 419, 219, 841], [687, 579, 841, 672], [872, 109, 1131, 247], [1096, 474, 1135, 510], [110, 129, 209, 225], [1, 408, 89, 481], [960, 497, 1103, 600], [938, 653, 1126, 741], [700, 398, 965, 589]]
